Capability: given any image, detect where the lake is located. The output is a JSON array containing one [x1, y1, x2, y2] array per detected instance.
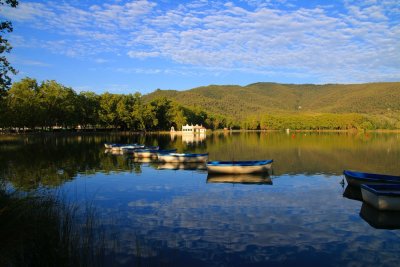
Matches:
[[1, 132, 400, 266]]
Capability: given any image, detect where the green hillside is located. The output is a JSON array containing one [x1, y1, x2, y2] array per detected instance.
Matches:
[[144, 82, 400, 120]]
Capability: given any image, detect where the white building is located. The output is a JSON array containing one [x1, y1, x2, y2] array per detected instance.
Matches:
[[182, 124, 206, 134]]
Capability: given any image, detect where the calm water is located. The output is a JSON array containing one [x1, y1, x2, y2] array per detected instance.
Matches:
[[1, 132, 400, 266]]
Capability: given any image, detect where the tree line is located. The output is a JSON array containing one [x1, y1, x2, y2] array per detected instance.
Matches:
[[0, 77, 398, 132], [0, 78, 227, 132]]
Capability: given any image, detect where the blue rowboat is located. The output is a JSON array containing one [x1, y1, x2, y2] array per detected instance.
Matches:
[[207, 160, 273, 174], [122, 145, 159, 153], [109, 144, 145, 151], [104, 143, 116, 149], [343, 170, 400, 187], [157, 153, 209, 163], [133, 149, 176, 158], [361, 184, 400, 211]]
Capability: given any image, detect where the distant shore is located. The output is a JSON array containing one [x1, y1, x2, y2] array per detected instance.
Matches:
[[1, 128, 400, 137]]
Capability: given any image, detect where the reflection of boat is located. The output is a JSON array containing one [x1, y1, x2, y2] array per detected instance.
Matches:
[[207, 173, 272, 185], [361, 184, 400, 211], [131, 158, 156, 163], [158, 153, 209, 163], [157, 162, 207, 170], [207, 160, 273, 174], [343, 185, 363, 201], [104, 149, 123, 155], [360, 203, 400, 229], [343, 170, 400, 187], [133, 149, 176, 158]]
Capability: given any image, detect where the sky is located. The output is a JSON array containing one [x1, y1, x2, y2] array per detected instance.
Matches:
[[1, 0, 399, 94]]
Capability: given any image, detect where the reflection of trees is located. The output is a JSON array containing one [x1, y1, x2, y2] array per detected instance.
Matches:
[[1, 132, 399, 190], [206, 132, 400, 175], [0, 134, 155, 190]]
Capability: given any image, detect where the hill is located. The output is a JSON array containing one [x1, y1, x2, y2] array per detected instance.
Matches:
[[143, 82, 400, 120]]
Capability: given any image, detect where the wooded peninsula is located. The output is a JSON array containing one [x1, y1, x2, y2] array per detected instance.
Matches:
[[1, 78, 399, 132]]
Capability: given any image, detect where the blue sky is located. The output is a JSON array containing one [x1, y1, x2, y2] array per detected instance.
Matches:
[[1, 0, 399, 94]]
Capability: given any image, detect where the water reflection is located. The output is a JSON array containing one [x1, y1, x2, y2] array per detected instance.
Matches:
[[343, 185, 363, 201], [158, 162, 207, 170], [1, 133, 400, 266], [207, 173, 273, 185], [1, 132, 400, 190], [360, 203, 400, 230], [182, 133, 206, 144]]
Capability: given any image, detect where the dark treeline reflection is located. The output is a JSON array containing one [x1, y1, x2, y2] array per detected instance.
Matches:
[[1, 132, 399, 189]]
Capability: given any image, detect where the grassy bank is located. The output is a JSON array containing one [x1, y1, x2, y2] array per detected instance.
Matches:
[[0, 186, 106, 267]]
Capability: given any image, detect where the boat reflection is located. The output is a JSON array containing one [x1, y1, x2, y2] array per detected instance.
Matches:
[[131, 158, 157, 164], [206, 173, 272, 185], [343, 185, 363, 201], [359, 203, 400, 229], [157, 162, 207, 171], [104, 149, 123, 155]]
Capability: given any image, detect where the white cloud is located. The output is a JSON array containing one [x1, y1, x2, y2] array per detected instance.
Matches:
[[127, 51, 160, 59], [1, 0, 399, 82]]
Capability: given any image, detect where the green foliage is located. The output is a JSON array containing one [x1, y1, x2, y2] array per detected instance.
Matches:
[[2, 78, 400, 131], [0, 0, 18, 96]]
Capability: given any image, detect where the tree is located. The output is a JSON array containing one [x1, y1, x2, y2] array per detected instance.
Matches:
[[0, 0, 18, 96], [38, 80, 77, 129], [7, 77, 39, 129], [76, 91, 100, 129]]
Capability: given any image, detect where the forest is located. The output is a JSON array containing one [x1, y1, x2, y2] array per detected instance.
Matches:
[[0, 78, 399, 132]]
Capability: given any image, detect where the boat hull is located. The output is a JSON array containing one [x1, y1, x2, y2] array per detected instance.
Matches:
[[361, 184, 400, 211], [207, 160, 273, 174], [344, 170, 400, 187]]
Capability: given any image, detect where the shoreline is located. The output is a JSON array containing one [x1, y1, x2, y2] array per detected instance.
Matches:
[[1, 128, 400, 137]]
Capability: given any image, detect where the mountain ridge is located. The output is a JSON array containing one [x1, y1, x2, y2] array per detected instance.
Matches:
[[144, 82, 400, 119]]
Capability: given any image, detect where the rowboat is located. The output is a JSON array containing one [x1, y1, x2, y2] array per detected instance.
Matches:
[[133, 149, 176, 158], [361, 184, 400, 211], [157, 153, 209, 163], [104, 143, 116, 149], [157, 162, 207, 170], [343, 170, 400, 187], [122, 146, 159, 154], [110, 144, 146, 151], [360, 203, 400, 229], [206, 173, 272, 185], [207, 160, 273, 174]]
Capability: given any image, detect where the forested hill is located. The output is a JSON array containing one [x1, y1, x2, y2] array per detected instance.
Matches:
[[144, 82, 400, 119]]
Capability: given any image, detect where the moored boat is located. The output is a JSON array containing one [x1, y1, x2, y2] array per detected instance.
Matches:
[[104, 143, 116, 149], [121, 145, 157, 153], [157, 153, 209, 163], [361, 184, 400, 211], [207, 160, 273, 174], [109, 144, 145, 151], [343, 170, 400, 187]]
